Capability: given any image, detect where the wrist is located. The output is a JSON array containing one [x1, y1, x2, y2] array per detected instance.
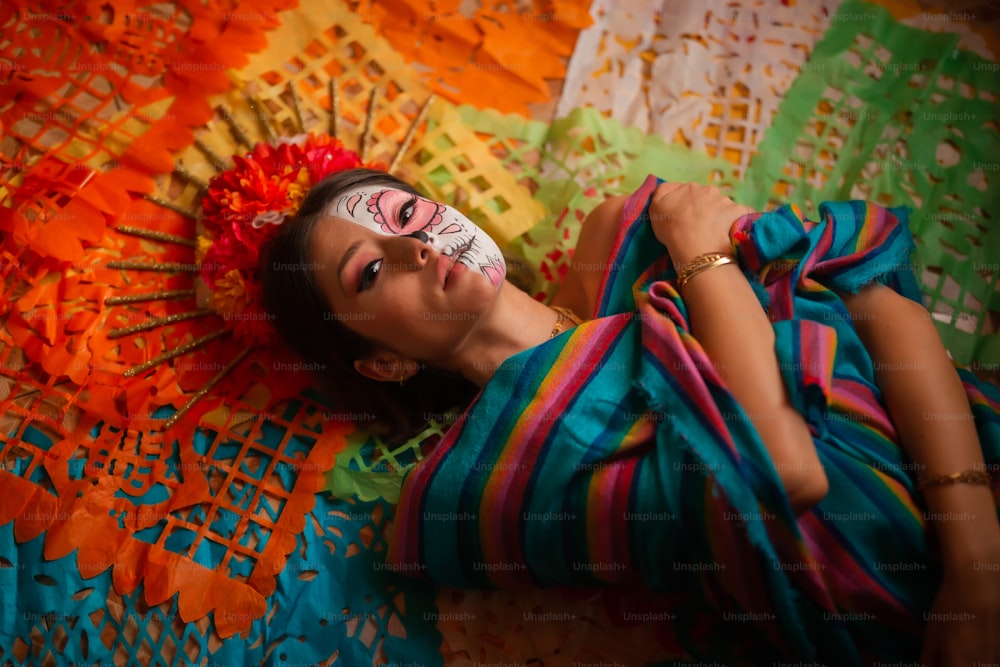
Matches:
[[669, 243, 733, 271], [928, 489, 1000, 569], [941, 530, 1000, 569], [941, 552, 1000, 580]]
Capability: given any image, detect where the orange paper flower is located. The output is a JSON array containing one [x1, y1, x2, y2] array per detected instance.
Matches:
[[198, 134, 373, 345]]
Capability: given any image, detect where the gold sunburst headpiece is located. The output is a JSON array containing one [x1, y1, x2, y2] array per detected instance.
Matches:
[[106, 79, 435, 429]]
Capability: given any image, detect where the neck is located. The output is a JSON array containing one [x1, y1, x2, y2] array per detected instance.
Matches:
[[445, 281, 560, 387]]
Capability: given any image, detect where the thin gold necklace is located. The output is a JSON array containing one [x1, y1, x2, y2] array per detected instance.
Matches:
[[549, 306, 584, 338]]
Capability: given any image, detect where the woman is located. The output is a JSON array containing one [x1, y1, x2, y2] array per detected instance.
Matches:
[[263, 169, 999, 665]]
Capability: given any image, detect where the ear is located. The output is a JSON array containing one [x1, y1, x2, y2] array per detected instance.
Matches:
[[353, 353, 418, 383]]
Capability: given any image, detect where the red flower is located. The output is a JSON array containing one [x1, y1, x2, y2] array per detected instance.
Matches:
[[200, 230, 257, 289], [230, 279, 276, 347], [201, 144, 308, 231], [198, 133, 381, 346], [301, 134, 363, 182]]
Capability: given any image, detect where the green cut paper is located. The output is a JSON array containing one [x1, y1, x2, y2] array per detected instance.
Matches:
[[459, 104, 741, 301], [325, 419, 453, 503], [738, 0, 1000, 366]]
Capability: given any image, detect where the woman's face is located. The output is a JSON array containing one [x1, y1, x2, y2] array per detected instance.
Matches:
[[309, 186, 506, 363]]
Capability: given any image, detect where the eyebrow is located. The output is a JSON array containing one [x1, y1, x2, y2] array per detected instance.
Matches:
[[338, 239, 361, 295]]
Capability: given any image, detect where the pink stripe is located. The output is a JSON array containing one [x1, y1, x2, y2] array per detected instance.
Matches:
[[593, 175, 659, 319], [798, 513, 916, 630], [828, 377, 897, 442], [639, 302, 739, 459], [588, 442, 643, 579], [388, 413, 468, 568], [479, 319, 627, 584]]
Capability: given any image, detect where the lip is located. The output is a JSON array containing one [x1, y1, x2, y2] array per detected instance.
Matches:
[[437, 253, 455, 289], [437, 241, 473, 289], [444, 259, 467, 289]]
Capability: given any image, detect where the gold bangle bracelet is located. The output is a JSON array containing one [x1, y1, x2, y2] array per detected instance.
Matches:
[[914, 469, 992, 491], [676, 253, 735, 289]]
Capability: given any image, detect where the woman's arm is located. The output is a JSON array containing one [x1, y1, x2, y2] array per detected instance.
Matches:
[[550, 195, 629, 319], [650, 183, 828, 514], [842, 283, 999, 667], [842, 284, 1000, 563]]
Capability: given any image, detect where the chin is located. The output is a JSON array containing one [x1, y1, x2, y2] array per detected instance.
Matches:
[[474, 273, 504, 301]]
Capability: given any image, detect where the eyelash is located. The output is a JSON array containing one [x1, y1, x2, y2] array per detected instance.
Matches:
[[357, 197, 417, 292], [400, 196, 416, 225], [358, 258, 382, 292]]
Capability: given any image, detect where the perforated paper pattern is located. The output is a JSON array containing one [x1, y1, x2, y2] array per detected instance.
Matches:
[[0, 0, 296, 263], [174, 4, 545, 247], [2, 0, 1000, 665], [414, 103, 547, 246], [326, 420, 449, 504], [0, 346, 347, 639], [738, 0, 1000, 366], [0, 488, 443, 666], [556, 0, 843, 178], [343, 0, 593, 114], [458, 104, 742, 302], [186, 2, 435, 188], [0, 0, 552, 659]]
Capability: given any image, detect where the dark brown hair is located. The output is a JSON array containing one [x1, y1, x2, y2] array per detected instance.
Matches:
[[260, 168, 479, 440]]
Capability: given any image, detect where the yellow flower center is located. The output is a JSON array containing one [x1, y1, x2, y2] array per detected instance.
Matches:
[[211, 269, 250, 316]]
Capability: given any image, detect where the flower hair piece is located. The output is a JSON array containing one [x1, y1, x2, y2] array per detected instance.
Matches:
[[197, 134, 383, 346], [192, 83, 435, 349], [112, 80, 434, 429]]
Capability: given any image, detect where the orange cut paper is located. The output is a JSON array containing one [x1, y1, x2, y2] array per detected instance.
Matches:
[[346, 0, 593, 114]]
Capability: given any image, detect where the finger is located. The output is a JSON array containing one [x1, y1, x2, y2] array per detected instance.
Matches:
[[651, 182, 685, 201]]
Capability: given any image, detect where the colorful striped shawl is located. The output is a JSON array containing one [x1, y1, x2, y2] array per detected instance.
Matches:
[[388, 175, 1000, 664]]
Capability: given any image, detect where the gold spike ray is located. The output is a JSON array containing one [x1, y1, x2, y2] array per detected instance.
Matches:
[[248, 96, 277, 144], [287, 81, 305, 134], [360, 86, 378, 163], [390, 94, 436, 174], [124, 329, 230, 377], [217, 106, 253, 149], [193, 138, 229, 172], [142, 195, 197, 219], [107, 309, 213, 340], [105, 289, 196, 306], [115, 226, 197, 247], [329, 78, 339, 139], [105, 260, 199, 273], [173, 163, 209, 192], [162, 347, 253, 430]]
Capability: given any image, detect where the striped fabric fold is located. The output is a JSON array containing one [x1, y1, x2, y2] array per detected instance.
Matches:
[[388, 174, 1000, 664]]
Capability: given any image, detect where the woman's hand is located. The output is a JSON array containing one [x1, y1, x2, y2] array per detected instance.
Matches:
[[653, 182, 827, 513], [921, 555, 1000, 666], [648, 182, 755, 267]]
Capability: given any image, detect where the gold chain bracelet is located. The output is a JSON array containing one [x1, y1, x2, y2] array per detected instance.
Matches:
[[914, 469, 992, 491], [676, 253, 735, 289]]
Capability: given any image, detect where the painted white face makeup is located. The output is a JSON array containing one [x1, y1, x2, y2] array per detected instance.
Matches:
[[328, 186, 506, 289]]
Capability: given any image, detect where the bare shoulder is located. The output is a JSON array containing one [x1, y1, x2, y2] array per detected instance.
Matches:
[[576, 194, 630, 267], [549, 194, 630, 319]]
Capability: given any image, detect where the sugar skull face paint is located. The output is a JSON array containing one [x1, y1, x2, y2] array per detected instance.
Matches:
[[330, 187, 506, 289]]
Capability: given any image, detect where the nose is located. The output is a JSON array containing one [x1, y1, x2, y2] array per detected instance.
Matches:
[[392, 232, 430, 270]]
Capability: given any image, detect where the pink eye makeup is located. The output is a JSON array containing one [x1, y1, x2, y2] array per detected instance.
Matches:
[[331, 186, 507, 291]]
